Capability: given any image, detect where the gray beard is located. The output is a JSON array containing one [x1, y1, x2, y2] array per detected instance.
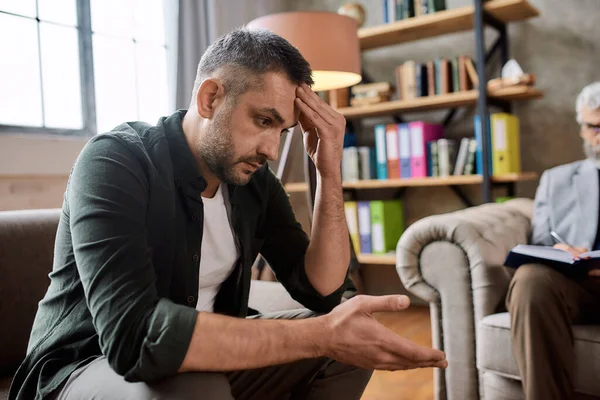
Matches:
[[583, 140, 600, 168]]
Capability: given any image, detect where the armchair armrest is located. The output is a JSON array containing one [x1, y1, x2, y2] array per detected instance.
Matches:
[[395, 198, 533, 400]]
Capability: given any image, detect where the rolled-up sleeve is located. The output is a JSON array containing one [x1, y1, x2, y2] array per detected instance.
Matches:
[[259, 170, 353, 313], [68, 135, 197, 382]]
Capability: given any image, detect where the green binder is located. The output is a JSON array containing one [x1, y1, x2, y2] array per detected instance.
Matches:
[[370, 200, 405, 255]]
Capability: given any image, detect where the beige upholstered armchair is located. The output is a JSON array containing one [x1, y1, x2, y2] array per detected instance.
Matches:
[[395, 198, 600, 400]]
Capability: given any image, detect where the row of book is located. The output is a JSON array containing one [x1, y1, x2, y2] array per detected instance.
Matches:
[[341, 113, 523, 181], [395, 56, 477, 100], [383, 0, 447, 23], [345, 200, 405, 255]]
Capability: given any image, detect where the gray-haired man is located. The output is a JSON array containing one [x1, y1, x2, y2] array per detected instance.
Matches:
[[507, 82, 600, 400]]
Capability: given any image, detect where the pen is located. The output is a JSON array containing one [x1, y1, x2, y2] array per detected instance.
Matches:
[[550, 231, 578, 253], [550, 231, 572, 246]]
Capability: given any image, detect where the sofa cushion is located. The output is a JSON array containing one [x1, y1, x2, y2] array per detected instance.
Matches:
[[248, 280, 304, 314], [0, 209, 61, 376], [478, 312, 600, 396]]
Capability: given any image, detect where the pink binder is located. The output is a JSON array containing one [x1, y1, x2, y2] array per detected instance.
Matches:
[[409, 122, 444, 178]]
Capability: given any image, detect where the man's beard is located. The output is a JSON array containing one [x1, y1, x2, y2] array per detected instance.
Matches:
[[583, 140, 600, 164], [198, 105, 266, 186]]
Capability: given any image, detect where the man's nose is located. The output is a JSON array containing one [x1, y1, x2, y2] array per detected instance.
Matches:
[[258, 132, 280, 161]]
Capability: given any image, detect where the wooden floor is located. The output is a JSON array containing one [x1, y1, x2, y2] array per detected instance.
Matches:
[[361, 307, 433, 400]]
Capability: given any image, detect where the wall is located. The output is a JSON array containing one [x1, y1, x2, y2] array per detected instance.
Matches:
[[0, 134, 87, 210], [283, 0, 600, 294]]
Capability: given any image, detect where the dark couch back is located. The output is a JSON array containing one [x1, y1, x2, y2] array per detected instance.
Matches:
[[0, 209, 60, 376]]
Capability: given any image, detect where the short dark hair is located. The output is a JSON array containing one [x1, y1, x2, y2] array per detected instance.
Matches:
[[190, 28, 314, 105]]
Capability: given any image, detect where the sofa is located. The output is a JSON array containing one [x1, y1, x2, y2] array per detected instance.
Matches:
[[0, 209, 303, 400], [395, 198, 600, 400]]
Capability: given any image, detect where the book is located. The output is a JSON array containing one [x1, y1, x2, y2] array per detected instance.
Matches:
[[439, 59, 451, 94], [504, 244, 600, 276], [451, 58, 460, 93], [491, 113, 521, 176], [414, 0, 422, 17], [459, 55, 470, 91], [344, 201, 361, 254], [386, 124, 401, 179], [463, 138, 477, 175], [474, 114, 493, 175], [437, 138, 457, 177], [403, 61, 417, 99], [428, 0, 446, 12], [453, 137, 471, 175], [415, 63, 427, 97], [358, 146, 374, 180], [427, 140, 439, 177], [465, 57, 478, 86], [409, 121, 444, 177], [370, 200, 405, 255], [426, 60, 436, 96], [374, 124, 388, 180], [402, 0, 415, 19], [358, 201, 372, 254], [398, 123, 412, 178], [351, 82, 394, 95], [342, 147, 359, 182], [395, 0, 404, 21], [395, 65, 403, 100]]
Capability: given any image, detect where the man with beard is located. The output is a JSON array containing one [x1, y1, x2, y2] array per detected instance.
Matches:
[[9, 28, 447, 400], [506, 81, 600, 400]]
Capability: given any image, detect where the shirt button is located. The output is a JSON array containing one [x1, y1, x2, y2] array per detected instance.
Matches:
[[192, 214, 200, 221], [187, 295, 195, 304], [192, 254, 199, 262]]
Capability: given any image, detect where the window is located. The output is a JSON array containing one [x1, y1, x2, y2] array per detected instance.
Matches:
[[0, 0, 172, 136]]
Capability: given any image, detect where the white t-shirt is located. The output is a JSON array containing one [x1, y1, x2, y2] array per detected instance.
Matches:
[[196, 185, 239, 312]]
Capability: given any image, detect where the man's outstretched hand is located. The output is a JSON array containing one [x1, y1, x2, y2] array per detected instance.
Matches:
[[319, 295, 448, 371]]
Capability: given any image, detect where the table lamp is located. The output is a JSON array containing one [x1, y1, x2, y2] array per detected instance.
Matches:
[[246, 11, 362, 91]]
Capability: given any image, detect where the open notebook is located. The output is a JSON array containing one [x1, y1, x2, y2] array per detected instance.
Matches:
[[504, 244, 600, 275]]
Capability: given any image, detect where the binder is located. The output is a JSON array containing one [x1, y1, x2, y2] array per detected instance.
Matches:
[[409, 121, 444, 177], [358, 201, 372, 254], [386, 124, 401, 179], [370, 200, 405, 255], [344, 201, 361, 254], [374, 124, 388, 180], [398, 123, 412, 178], [491, 113, 521, 176]]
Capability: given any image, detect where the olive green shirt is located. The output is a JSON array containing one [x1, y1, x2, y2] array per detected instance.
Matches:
[[9, 110, 352, 400]]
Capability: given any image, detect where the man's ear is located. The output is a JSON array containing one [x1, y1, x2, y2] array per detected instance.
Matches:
[[195, 78, 225, 119]]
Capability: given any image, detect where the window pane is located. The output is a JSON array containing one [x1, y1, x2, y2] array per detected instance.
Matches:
[[0, 0, 36, 17], [0, 14, 43, 126], [133, 0, 165, 44], [90, 0, 133, 38], [93, 35, 137, 133], [38, 0, 78, 26], [136, 44, 169, 124], [40, 23, 83, 129]]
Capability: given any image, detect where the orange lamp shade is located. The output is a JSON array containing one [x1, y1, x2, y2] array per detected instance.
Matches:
[[247, 12, 362, 91]]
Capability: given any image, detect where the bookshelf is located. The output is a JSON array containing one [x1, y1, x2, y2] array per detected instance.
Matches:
[[338, 87, 543, 119], [357, 254, 396, 266], [285, 172, 537, 192], [286, 0, 542, 268], [342, 172, 537, 189], [284, 182, 310, 193], [359, 0, 539, 50]]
